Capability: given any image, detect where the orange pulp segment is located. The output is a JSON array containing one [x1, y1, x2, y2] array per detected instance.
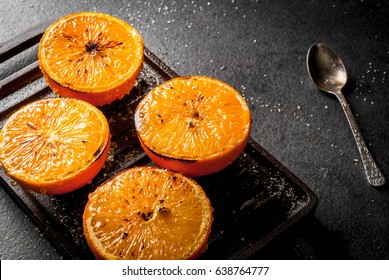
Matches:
[[38, 12, 144, 106], [83, 166, 213, 259], [0, 98, 110, 195], [134, 76, 252, 177]]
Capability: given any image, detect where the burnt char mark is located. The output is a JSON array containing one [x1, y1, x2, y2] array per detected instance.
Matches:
[[139, 136, 198, 164]]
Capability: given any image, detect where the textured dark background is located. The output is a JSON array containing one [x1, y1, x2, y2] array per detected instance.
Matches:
[[1, 0, 388, 259]]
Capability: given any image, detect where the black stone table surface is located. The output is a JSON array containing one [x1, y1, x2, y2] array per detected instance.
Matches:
[[0, 0, 388, 260]]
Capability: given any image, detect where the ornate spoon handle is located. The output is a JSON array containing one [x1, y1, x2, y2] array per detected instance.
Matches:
[[335, 91, 386, 186]]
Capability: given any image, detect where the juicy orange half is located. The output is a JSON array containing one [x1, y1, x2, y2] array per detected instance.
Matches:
[[0, 98, 110, 195], [38, 12, 144, 106], [134, 76, 252, 177], [83, 166, 213, 260]]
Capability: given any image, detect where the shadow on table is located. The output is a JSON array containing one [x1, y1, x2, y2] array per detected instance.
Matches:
[[250, 216, 347, 260]]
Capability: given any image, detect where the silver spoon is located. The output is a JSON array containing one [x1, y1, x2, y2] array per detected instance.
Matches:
[[307, 43, 385, 186]]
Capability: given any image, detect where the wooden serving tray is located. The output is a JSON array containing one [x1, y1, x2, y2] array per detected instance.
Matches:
[[0, 21, 318, 259]]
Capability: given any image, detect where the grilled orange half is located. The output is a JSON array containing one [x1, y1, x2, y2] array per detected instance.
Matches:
[[38, 12, 144, 106], [134, 76, 251, 177], [83, 166, 213, 259], [0, 98, 110, 195]]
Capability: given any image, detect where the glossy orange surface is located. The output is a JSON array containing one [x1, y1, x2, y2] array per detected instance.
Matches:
[[0, 98, 110, 194], [38, 12, 144, 106], [83, 166, 213, 259], [135, 76, 252, 176]]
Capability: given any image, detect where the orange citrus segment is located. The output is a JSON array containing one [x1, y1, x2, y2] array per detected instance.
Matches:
[[83, 166, 213, 260], [134, 76, 251, 176], [0, 98, 110, 194], [38, 12, 144, 106]]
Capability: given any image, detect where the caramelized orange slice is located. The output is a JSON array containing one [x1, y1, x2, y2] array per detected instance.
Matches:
[[0, 98, 110, 194], [38, 12, 144, 106], [83, 166, 213, 259], [134, 76, 251, 177]]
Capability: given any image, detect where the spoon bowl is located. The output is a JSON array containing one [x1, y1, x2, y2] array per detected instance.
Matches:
[[306, 43, 385, 187], [307, 43, 348, 94]]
